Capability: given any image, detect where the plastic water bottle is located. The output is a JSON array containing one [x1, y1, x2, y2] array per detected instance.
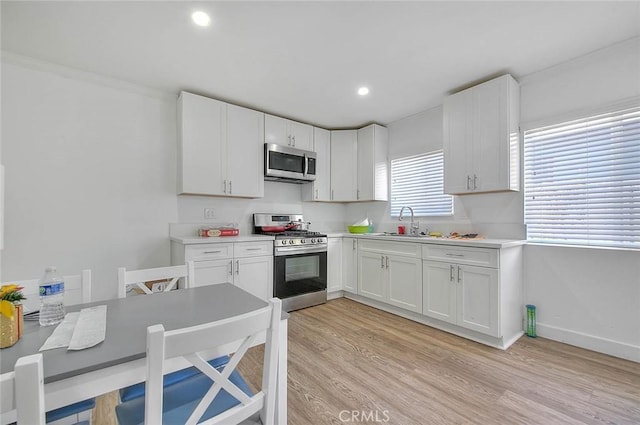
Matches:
[[39, 266, 65, 326]]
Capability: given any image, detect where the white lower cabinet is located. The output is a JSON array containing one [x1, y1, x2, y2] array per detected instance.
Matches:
[[423, 260, 499, 337], [327, 237, 343, 293], [421, 243, 522, 342], [357, 240, 422, 313], [171, 240, 273, 301], [234, 255, 273, 301], [342, 237, 357, 294]]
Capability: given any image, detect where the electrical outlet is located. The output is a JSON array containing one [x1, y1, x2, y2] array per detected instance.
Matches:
[[204, 208, 215, 219]]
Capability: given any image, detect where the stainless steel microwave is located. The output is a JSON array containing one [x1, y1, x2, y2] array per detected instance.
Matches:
[[264, 143, 316, 183]]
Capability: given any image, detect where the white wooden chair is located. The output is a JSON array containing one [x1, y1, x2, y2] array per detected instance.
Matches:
[[2, 269, 92, 314], [0, 270, 94, 425], [115, 298, 281, 425], [117, 262, 195, 299]]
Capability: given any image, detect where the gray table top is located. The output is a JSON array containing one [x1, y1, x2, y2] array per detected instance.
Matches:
[[1, 284, 274, 383]]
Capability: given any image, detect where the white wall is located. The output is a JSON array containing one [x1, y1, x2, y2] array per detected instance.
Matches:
[[1, 57, 178, 301], [520, 37, 640, 361], [176, 182, 346, 235]]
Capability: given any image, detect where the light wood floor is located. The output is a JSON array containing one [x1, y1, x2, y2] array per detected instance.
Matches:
[[94, 298, 640, 424]]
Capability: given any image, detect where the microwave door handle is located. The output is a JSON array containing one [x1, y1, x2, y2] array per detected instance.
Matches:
[[303, 154, 309, 177]]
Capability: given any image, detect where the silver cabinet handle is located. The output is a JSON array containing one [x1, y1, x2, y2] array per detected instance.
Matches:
[[246, 248, 262, 251], [223, 179, 227, 194], [292, 135, 296, 147], [229, 260, 233, 275], [473, 174, 478, 190], [457, 266, 462, 283], [229, 180, 232, 195], [385, 256, 389, 269], [357, 189, 360, 200], [287, 135, 291, 146], [203, 250, 222, 254], [450, 265, 455, 282], [381, 255, 385, 268], [353, 239, 356, 250], [236, 260, 240, 274], [466, 175, 471, 190], [331, 190, 334, 201], [315, 189, 318, 199], [445, 253, 465, 257]]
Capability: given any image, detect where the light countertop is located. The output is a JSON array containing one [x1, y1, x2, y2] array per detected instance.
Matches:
[[328, 233, 526, 249], [171, 234, 275, 245]]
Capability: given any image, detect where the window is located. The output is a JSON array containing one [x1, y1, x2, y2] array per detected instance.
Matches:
[[390, 151, 453, 217], [524, 104, 640, 248]]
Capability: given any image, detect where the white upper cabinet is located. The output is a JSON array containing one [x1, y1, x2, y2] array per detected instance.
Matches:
[[264, 114, 313, 151], [178, 92, 264, 198], [302, 127, 331, 201], [443, 74, 520, 195], [178, 92, 226, 196], [226, 103, 265, 198], [357, 124, 388, 201], [330, 130, 357, 201]]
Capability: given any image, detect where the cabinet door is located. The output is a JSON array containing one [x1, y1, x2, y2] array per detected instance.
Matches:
[[235, 256, 273, 300], [226, 104, 264, 197], [327, 238, 343, 292], [342, 237, 357, 293], [289, 120, 313, 151], [358, 251, 386, 302], [357, 124, 389, 202], [443, 89, 473, 195], [264, 114, 290, 147], [473, 76, 508, 193], [178, 92, 226, 195], [357, 125, 374, 201], [330, 130, 357, 201], [192, 259, 233, 287], [387, 255, 422, 313], [422, 261, 457, 324], [303, 127, 331, 201], [457, 265, 499, 337]]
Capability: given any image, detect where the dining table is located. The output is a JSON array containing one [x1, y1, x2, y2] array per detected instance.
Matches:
[[0, 283, 288, 425]]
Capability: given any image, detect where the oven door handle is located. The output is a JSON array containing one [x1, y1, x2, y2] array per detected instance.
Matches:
[[275, 245, 327, 256]]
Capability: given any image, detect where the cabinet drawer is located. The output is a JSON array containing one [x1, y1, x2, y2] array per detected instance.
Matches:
[[234, 241, 273, 258], [358, 240, 421, 257], [422, 245, 498, 268], [185, 243, 233, 261]]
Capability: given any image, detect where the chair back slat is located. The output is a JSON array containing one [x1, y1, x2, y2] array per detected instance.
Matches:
[[143, 298, 281, 425], [14, 354, 46, 425], [117, 262, 194, 298]]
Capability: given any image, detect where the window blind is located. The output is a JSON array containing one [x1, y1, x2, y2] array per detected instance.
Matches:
[[524, 105, 640, 248], [390, 151, 453, 217]]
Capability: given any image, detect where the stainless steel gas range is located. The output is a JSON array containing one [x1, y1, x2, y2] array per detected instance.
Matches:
[[254, 213, 327, 312]]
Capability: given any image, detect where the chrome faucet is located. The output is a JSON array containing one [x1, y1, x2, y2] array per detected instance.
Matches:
[[399, 206, 419, 236]]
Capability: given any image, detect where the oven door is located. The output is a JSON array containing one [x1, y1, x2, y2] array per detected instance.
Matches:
[[274, 250, 327, 299]]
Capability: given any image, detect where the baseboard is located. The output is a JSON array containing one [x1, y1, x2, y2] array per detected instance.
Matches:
[[327, 290, 344, 300], [537, 323, 640, 363]]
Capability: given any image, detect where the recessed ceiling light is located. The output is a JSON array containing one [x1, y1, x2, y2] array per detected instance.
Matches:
[[192, 11, 211, 27], [358, 87, 370, 96]]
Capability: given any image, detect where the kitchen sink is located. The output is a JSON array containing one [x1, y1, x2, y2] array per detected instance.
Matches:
[[380, 232, 433, 238]]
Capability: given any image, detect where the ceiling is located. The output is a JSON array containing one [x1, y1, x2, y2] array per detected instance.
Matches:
[[2, 1, 639, 129]]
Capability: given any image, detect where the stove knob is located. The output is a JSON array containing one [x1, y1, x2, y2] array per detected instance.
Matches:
[[310, 238, 315, 243], [300, 239, 306, 244], [289, 240, 295, 245]]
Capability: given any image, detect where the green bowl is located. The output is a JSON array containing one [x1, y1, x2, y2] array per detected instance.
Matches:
[[348, 225, 373, 234]]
